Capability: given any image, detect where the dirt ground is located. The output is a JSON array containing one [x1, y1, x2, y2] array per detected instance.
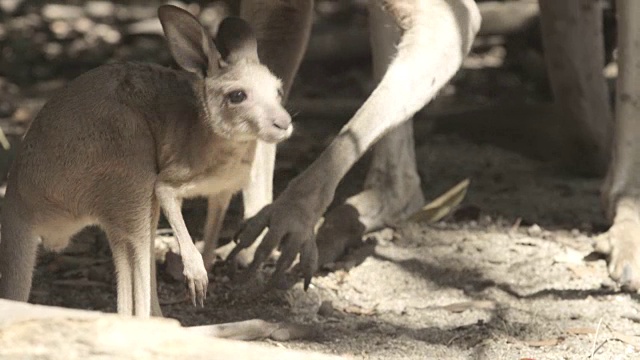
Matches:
[[1, 1, 639, 359], [25, 128, 640, 360]]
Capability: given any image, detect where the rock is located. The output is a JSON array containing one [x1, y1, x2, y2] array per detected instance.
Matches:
[[49, 20, 73, 40], [7, 13, 41, 32], [42, 4, 84, 21], [0, 101, 15, 118], [73, 18, 94, 34], [317, 300, 344, 319], [12, 107, 31, 123], [92, 23, 121, 44], [527, 224, 542, 236], [0, 0, 24, 15], [154, 235, 179, 263], [43, 42, 64, 60], [0, 300, 342, 360], [84, 1, 115, 19]]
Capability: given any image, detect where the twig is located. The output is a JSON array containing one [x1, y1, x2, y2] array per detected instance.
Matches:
[[52, 279, 109, 287], [590, 317, 603, 358], [446, 334, 463, 346], [622, 314, 640, 323], [509, 217, 522, 234], [0, 127, 10, 150], [592, 339, 609, 357]]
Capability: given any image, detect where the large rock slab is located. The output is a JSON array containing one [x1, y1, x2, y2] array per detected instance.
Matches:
[[0, 300, 344, 360]]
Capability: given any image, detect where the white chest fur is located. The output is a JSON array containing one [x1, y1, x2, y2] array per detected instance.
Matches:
[[157, 139, 257, 200], [176, 160, 252, 198]]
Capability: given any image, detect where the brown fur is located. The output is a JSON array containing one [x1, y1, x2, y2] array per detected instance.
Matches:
[[0, 5, 291, 318]]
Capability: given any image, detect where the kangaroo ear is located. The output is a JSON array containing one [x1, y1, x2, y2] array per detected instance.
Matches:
[[158, 5, 221, 77], [214, 17, 259, 64]]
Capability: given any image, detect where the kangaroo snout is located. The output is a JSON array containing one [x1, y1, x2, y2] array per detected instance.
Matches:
[[260, 108, 293, 143], [273, 114, 292, 131]]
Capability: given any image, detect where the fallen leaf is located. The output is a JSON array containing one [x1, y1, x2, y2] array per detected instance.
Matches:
[[566, 327, 596, 335], [622, 314, 640, 323], [565, 326, 640, 349], [566, 264, 599, 278], [524, 337, 563, 347], [409, 179, 470, 223], [611, 331, 640, 349], [442, 300, 496, 313], [342, 305, 376, 316]]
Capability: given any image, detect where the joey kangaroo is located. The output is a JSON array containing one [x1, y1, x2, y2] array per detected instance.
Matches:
[[0, 5, 291, 317]]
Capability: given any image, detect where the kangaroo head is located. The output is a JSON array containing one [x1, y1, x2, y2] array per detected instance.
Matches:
[[158, 5, 292, 143]]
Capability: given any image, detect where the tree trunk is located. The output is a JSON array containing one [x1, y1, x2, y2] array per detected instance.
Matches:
[[538, 0, 612, 176]]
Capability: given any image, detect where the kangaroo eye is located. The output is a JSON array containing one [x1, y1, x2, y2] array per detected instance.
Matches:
[[227, 90, 247, 104], [277, 88, 284, 99]]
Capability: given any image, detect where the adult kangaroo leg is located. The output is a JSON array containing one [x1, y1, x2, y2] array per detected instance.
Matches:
[[215, 0, 314, 266], [201, 191, 232, 270], [230, 0, 482, 286], [538, 0, 612, 176], [314, 0, 427, 267], [598, 0, 640, 291]]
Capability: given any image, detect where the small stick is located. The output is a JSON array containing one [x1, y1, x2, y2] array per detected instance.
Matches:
[[590, 317, 604, 358]]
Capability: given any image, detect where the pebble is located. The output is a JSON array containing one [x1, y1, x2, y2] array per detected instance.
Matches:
[[317, 300, 335, 317], [527, 224, 542, 236]]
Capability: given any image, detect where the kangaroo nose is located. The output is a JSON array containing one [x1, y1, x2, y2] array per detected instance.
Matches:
[[273, 114, 292, 130]]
